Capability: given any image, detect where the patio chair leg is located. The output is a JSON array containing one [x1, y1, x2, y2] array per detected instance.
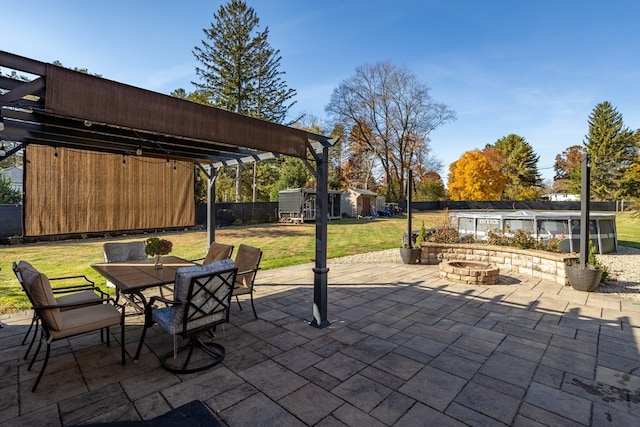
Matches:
[[23, 319, 39, 360], [120, 308, 125, 366], [31, 343, 51, 392], [250, 293, 257, 319], [235, 295, 243, 311], [21, 314, 36, 345], [28, 333, 44, 371]]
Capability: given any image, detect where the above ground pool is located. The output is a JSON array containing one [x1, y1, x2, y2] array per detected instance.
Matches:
[[449, 210, 617, 254]]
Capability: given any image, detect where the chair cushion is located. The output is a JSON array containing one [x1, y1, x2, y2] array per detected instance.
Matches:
[[55, 290, 103, 312], [15, 260, 38, 280], [49, 304, 121, 341], [173, 259, 236, 301], [20, 268, 63, 331], [203, 243, 233, 264]]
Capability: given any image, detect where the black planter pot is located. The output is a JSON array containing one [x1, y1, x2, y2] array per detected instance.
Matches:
[[400, 247, 421, 264], [566, 265, 602, 292]]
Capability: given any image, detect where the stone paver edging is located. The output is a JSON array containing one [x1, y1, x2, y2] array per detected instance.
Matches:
[[420, 242, 576, 286]]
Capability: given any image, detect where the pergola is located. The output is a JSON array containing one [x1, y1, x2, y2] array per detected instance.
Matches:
[[0, 50, 334, 328]]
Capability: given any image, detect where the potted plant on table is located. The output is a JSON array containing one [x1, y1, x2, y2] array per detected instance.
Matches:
[[145, 237, 173, 269], [565, 240, 609, 291]]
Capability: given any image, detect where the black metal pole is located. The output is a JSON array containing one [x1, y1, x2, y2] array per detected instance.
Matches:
[[407, 170, 413, 248], [311, 146, 330, 328], [207, 166, 217, 246], [580, 155, 590, 267]]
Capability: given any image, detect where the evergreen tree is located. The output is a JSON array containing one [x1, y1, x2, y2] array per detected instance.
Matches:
[[192, 0, 297, 201], [583, 101, 637, 200], [0, 175, 21, 204], [485, 134, 542, 200]]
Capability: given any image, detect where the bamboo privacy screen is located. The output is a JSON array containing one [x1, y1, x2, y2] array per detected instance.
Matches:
[[25, 145, 195, 236]]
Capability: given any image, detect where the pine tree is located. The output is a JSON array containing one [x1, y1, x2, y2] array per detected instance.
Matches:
[[192, 0, 297, 200], [485, 134, 542, 200], [583, 102, 636, 200]]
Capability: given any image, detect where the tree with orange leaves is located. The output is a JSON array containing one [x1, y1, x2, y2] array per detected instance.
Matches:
[[447, 150, 506, 200]]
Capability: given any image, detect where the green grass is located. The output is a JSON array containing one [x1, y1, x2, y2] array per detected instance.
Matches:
[[1, 210, 637, 314], [0, 213, 443, 314], [615, 212, 640, 250]]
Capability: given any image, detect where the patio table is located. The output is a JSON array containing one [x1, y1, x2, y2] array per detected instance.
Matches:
[[91, 255, 195, 359]]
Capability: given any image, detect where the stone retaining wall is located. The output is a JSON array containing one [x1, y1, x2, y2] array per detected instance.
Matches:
[[420, 242, 578, 286]]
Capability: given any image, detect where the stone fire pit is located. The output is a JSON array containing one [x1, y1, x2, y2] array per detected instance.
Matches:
[[439, 261, 500, 285]]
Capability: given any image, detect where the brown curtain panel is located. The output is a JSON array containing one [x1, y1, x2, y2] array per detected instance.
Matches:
[[25, 146, 195, 236]]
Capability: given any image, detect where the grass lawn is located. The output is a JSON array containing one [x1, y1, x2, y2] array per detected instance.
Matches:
[[1, 211, 637, 314]]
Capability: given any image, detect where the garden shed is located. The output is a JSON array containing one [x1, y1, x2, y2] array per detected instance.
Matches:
[[278, 188, 342, 223], [341, 188, 379, 218]]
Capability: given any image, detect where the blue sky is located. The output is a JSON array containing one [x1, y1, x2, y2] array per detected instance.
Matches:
[[1, 0, 638, 184]]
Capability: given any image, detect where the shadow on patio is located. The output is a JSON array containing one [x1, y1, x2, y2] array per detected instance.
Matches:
[[1, 262, 639, 426]]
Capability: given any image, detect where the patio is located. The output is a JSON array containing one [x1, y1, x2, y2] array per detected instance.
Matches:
[[1, 259, 639, 426]]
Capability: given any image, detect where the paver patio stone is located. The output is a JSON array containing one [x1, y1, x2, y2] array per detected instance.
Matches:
[[480, 351, 538, 388], [445, 401, 510, 427], [271, 345, 323, 373], [429, 350, 482, 379], [398, 365, 467, 411], [471, 373, 527, 400], [340, 335, 397, 364], [279, 382, 344, 425], [315, 351, 367, 381], [58, 383, 129, 426], [492, 320, 553, 344], [332, 373, 393, 413], [517, 402, 585, 427], [237, 359, 308, 400], [133, 392, 173, 420], [221, 392, 306, 427], [540, 345, 597, 379], [207, 382, 258, 412], [455, 380, 521, 424], [525, 382, 592, 425], [451, 333, 502, 357], [562, 374, 634, 412], [395, 402, 467, 427], [328, 326, 368, 345], [0, 402, 62, 427], [371, 351, 425, 380], [592, 402, 640, 427], [331, 403, 387, 427], [369, 391, 416, 425]]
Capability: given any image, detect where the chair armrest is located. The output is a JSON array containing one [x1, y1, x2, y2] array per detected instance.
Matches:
[[50, 284, 109, 299], [49, 275, 95, 285], [33, 296, 116, 310], [237, 268, 259, 276]]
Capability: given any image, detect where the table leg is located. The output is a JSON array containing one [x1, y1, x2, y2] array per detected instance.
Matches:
[[127, 291, 150, 362]]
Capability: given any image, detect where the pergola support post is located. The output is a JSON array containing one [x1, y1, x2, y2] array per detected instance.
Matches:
[[207, 165, 217, 247], [310, 145, 330, 328]]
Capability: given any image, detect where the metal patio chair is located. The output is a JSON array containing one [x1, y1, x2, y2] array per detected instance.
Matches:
[[12, 260, 108, 360], [19, 266, 124, 392], [232, 244, 263, 319], [135, 259, 237, 373]]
